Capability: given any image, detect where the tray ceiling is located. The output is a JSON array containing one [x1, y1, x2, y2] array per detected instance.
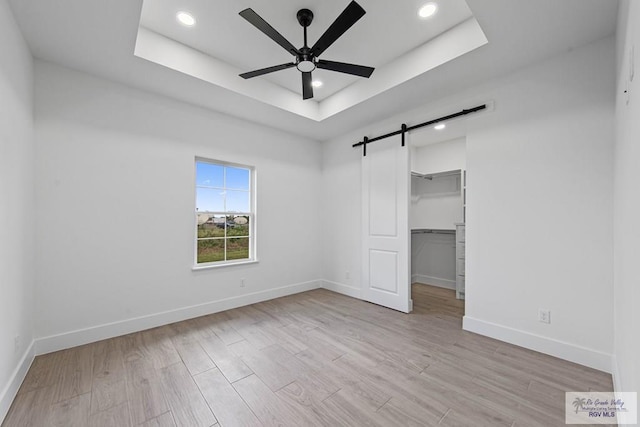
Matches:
[[135, 0, 488, 120]]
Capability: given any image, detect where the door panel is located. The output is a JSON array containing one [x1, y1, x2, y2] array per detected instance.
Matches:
[[369, 250, 398, 294], [369, 150, 397, 237]]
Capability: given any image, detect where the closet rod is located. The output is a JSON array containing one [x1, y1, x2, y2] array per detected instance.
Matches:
[[411, 170, 461, 180], [352, 104, 487, 156]]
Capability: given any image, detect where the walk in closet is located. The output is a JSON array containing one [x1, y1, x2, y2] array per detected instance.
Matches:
[[410, 138, 466, 300]]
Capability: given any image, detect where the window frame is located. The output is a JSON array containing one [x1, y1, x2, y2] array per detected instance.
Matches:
[[193, 157, 257, 269]]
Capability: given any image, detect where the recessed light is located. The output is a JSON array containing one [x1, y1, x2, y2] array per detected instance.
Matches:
[[177, 11, 196, 27], [312, 80, 323, 88], [418, 3, 438, 19], [434, 123, 446, 130]]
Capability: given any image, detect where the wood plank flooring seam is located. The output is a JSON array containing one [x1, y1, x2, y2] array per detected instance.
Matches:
[[320, 387, 342, 403], [198, 371, 265, 426]]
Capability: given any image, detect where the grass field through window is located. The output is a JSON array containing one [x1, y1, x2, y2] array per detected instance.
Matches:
[[196, 218, 250, 263]]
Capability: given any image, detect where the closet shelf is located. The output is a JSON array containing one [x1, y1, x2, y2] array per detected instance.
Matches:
[[411, 228, 455, 235], [411, 169, 462, 180], [411, 191, 461, 199]]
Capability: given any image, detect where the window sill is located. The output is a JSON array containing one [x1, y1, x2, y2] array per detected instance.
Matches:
[[192, 259, 259, 271]]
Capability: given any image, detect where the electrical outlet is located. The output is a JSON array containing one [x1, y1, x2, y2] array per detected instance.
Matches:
[[14, 335, 20, 353], [538, 309, 551, 324], [345, 271, 351, 280], [240, 278, 245, 288]]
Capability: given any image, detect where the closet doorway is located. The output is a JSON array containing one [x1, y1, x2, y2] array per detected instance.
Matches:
[[410, 137, 466, 315]]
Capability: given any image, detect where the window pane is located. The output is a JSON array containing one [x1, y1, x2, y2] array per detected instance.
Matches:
[[197, 215, 225, 238], [196, 188, 224, 212], [228, 215, 249, 237], [226, 190, 250, 212], [197, 239, 224, 263], [196, 162, 224, 187], [225, 167, 250, 190], [227, 238, 249, 260]]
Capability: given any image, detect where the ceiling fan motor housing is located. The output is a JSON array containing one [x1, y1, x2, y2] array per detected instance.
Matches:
[[296, 9, 314, 27], [296, 47, 316, 72]]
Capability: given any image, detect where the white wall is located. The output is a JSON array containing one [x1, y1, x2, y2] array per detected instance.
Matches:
[[465, 39, 614, 372], [613, 0, 640, 408], [0, 0, 35, 419], [33, 61, 323, 350], [411, 175, 462, 230], [321, 128, 364, 298], [411, 233, 456, 289], [322, 36, 615, 372], [412, 137, 466, 175]]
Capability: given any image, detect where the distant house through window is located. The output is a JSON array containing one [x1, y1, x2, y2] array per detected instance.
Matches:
[[195, 159, 254, 266]]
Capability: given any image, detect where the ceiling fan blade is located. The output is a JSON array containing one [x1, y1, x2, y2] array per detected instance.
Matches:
[[240, 62, 296, 79], [317, 59, 374, 78], [302, 72, 313, 100], [239, 9, 298, 56], [310, 1, 366, 57]]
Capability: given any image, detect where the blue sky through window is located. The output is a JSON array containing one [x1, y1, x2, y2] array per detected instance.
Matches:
[[196, 188, 224, 212], [196, 161, 250, 212], [196, 162, 223, 187], [226, 167, 250, 190]]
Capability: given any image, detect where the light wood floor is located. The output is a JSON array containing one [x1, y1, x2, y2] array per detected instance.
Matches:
[[3, 284, 613, 427]]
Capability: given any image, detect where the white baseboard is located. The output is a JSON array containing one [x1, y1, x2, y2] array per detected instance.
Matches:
[[412, 274, 456, 290], [0, 340, 35, 423], [321, 280, 362, 299], [463, 316, 612, 373], [35, 280, 321, 355]]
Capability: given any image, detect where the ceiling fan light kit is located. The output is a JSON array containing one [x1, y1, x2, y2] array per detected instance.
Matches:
[[238, 1, 375, 100]]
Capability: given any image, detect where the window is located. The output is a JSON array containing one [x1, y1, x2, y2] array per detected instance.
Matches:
[[195, 159, 254, 266]]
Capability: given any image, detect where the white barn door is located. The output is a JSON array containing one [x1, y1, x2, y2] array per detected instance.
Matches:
[[361, 135, 411, 313]]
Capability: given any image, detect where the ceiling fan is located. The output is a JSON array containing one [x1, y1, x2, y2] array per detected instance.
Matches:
[[238, 1, 375, 100]]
